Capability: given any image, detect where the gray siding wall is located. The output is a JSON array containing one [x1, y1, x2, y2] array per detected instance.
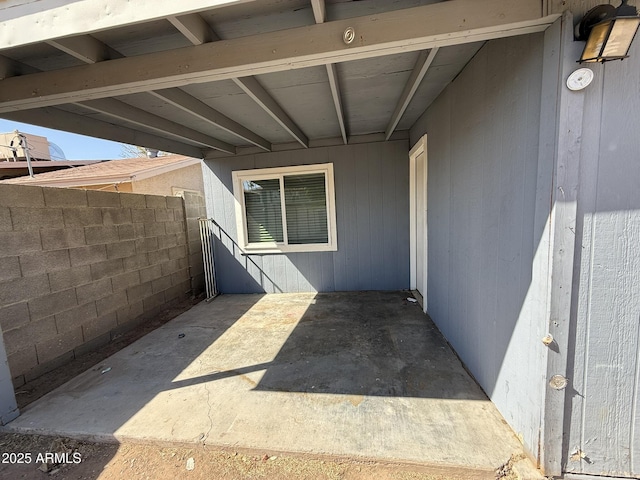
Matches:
[[202, 140, 410, 293], [409, 33, 548, 461], [564, 40, 640, 477]]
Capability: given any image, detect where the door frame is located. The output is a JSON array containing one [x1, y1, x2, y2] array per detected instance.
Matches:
[[409, 134, 428, 312]]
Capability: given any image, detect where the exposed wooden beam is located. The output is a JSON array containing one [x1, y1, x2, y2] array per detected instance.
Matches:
[[0, 57, 11, 80], [0, 49, 215, 157], [166, 14, 272, 150], [217, 3, 309, 149], [168, 13, 220, 45], [385, 47, 439, 140], [204, 131, 410, 160], [233, 77, 309, 148], [325, 64, 347, 145], [311, 0, 346, 144], [151, 88, 271, 151], [48, 33, 243, 154], [171, 1, 311, 149], [0, 0, 557, 112], [79, 98, 236, 154], [0, 108, 205, 158], [168, 16, 286, 150], [311, 0, 326, 24], [46, 36, 120, 64], [0, 0, 257, 50], [0, 55, 39, 80]]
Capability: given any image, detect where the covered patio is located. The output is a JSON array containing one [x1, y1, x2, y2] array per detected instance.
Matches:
[[3, 291, 525, 476], [6, 1, 619, 477]]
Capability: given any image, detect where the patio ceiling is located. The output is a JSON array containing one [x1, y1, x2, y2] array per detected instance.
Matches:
[[0, 0, 558, 159]]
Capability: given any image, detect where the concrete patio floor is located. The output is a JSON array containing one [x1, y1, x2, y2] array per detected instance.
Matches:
[[4, 291, 529, 476]]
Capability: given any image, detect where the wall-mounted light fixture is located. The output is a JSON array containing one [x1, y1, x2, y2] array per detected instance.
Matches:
[[577, 0, 640, 63]]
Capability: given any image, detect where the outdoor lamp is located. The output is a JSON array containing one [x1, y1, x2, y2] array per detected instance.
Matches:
[[578, 0, 640, 63]]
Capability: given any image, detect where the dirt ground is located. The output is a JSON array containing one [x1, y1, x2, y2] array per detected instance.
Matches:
[[2, 296, 506, 480], [0, 432, 496, 480]]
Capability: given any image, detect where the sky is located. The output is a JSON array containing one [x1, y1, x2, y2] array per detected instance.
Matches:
[[0, 119, 127, 160]]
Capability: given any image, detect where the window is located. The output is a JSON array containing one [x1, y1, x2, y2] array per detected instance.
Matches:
[[232, 163, 337, 253]]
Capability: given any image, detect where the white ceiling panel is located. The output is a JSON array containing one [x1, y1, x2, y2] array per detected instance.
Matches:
[[339, 52, 418, 134]]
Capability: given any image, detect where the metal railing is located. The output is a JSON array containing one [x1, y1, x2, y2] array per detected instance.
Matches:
[[198, 218, 218, 300]]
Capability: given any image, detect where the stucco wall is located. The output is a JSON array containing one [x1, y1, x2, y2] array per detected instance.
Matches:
[[410, 32, 548, 461], [131, 163, 204, 196], [202, 140, 410, 293]]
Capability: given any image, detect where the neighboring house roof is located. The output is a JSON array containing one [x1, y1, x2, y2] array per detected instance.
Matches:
[[0, 160, 103, 180], [1, 155, 201, 187]]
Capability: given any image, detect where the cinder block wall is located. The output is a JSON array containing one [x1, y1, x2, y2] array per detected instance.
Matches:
[[182, 191, 206, 295], [0, 184, 193, 387]]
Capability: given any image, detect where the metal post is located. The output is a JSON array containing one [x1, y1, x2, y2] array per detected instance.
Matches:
[[15, 131, 34, 178]]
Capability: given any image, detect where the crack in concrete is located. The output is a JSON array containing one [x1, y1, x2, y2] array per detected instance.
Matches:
[[200, 359, 214, 446]]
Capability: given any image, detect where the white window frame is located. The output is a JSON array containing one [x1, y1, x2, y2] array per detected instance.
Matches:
[[232, 163, 338, 254]]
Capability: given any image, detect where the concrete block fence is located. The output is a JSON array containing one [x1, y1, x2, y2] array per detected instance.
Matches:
[[182, 190, 207, 295], [0, 184, 201, 387]]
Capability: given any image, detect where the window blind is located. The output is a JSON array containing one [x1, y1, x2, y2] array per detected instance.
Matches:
[[284, 173, 328, 244], [243, 179, 284, 243]]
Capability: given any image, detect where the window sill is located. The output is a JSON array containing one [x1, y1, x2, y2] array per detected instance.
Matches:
[[240, 244, 338, 255]]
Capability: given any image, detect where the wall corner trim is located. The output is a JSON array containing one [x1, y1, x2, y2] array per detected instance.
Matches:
[[540, 10, 585, 477]]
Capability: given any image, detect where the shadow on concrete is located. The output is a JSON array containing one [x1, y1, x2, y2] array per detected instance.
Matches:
[[2, 292, 523, 472], [252, 291, 487, 400], [167, 291, 487, 400]]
